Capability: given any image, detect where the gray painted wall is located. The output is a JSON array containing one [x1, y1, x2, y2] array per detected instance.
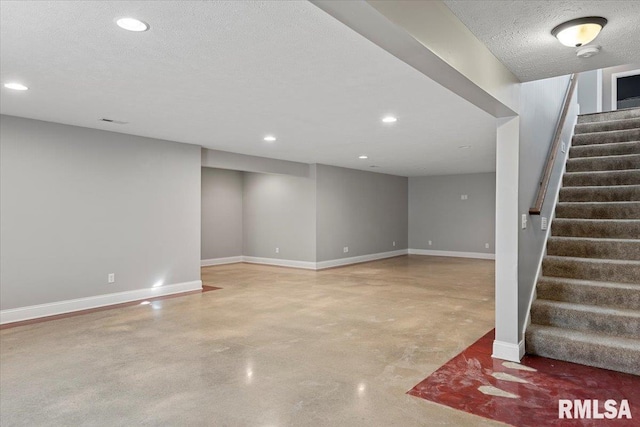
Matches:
[[201, 168, 243, 260], [517, 75, 578, 333], [577, 69, 602, 115], [315, 164, 408, 262], [602, 63, 640, 112], [409, 173, 495, 253], [0, 115, 201, 310], [243, 172, 316, 262]]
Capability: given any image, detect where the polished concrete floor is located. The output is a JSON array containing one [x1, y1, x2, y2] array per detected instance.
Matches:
[[0, 255, 502, 426]]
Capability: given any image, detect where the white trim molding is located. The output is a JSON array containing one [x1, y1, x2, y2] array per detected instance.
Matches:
[[611, 68, 640, 111], [492, 339, 525, 362], [242, 256, 317, 270], [408, 249, 495, 260], [0, 280, 202, 325], [201, 256, 243, 267], [316, 249, 408, 270], [218, 250, 409, 271], [242, 249, 490, 270]]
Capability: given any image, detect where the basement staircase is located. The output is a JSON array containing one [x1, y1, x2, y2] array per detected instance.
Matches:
[[525, 107, 640, 376]]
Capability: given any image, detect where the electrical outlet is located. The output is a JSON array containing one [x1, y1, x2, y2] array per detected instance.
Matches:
[[485, 243, 490, 249], [343, 246, 349, 253], [461, 194, 468, 200], [428, 240, 432, 246], [108, 273, 115, 284], [541, 217, 548, 230], [393, 241, 396, 247], [561, 140, 566, 153], [275, 247, 279, 254], [522, 214, 527, 229]]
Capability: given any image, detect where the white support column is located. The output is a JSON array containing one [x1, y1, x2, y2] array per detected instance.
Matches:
[[493, 116, 524, 362]]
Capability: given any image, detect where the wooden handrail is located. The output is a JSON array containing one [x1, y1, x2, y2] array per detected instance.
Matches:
[[529, 73, 578, 215]]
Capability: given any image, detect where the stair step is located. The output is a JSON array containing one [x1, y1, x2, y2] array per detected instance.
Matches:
[[563, 169, 640, 187], [578, 108, 640, 124], [565, 154, 640, 172], [575, 117, 640, 134], [537, 277, 640, 310], [552, 218, 640, 238], [570, 141, 640, 158], [555, 201, 640, 219], [559, 185, 640, 202], [531, 299, 640, 339], [543, 256, 640, 284], [572, 128, 640, 146], [547, 236, 640, 260], [525, 325, 640, 376], [526, 108, 640, 377]]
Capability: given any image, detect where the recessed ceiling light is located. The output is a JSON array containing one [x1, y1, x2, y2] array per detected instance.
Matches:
[[116, 17, 150, 32], [551, 17, 607, 47], [382, 116, 397, 123], [4, 82, 28, 91], [264, 135, 276, 142], [359, 155, 368, 159]]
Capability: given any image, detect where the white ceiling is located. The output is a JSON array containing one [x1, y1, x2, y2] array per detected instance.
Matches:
[[0, 0, 496, 177], [444, 1, 640, 82]]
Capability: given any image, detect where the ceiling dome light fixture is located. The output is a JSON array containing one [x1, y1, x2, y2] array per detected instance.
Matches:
[[551, 17, 607, 47], [359, 155, 368, 159], [263, 135, 276, 142], [116, 17, 150, 32], [382, 116, 397, 123], [4, 82, 29, 91]]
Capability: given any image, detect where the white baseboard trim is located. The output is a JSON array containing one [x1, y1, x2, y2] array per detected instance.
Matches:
[[240, 250, 409, 271], [201, 256, 243, 267], [315, 249, 408, 270], [0, 280, 202, 325], [492, 339, 525, 362], [242, 256, 317, 270], [408, 249, 495, 260]]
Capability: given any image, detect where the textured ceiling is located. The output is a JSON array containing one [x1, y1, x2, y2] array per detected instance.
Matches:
[[444, 1, 640, 82], [0, 0, 496, 177]]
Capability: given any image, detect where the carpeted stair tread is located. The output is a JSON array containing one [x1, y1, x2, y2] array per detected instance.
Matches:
[[572, 128, 640, 146], [531, 299, 640, 339], [551, 218, 640, 238], [559, 185, 640, 202], [536, 276, 640, 310], [566, 154, 640, 172], [555, 201, 640, 219], [547, 236, 640, 260], [527, 108, 640, 375], [578, 108, 640, 124], [525, 324, 640, 375], [542, 256, 640, 284], [570, 141, 640, 158], [563, 169, 640, 187], [575, 117, 640, 134]]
